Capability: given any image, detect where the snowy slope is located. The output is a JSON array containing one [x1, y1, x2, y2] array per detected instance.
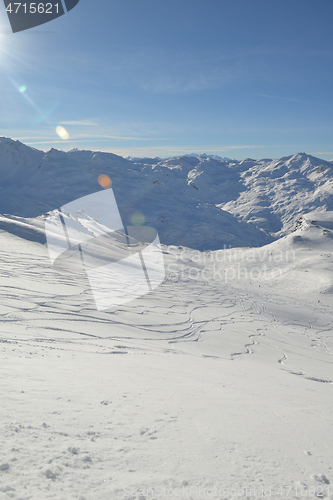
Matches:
[[0, 221, 332, 499], [0, 138, 333, 499], [196, 210, 333, 298], [220, 153, 333, 236]]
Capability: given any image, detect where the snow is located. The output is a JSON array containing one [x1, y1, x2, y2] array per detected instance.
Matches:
[[0, 138, 272, 251], [1, 138, 333, 248], [0, 139, 332, 499]]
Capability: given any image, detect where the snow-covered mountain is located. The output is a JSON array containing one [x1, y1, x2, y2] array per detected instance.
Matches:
[[1, 137, 333, 498], [166, 153, 233, 162], [220, 153, 333, 237], [1, 137, 333, 251], [0, 137, 269, 251]]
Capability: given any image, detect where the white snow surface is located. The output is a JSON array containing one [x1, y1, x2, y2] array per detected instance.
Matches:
[[0, 138, 332, 499]]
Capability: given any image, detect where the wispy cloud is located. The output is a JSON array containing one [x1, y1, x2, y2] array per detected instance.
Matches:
[[114, 48, 261, 94], [15, 137, 275, 157], [257, 94, 324, 106], [22, 135, 166, 145], [97, 144, 273, 158], [310, 152, 333, 156], [52, 46, 290, 95], [76, 45, 331, 95], [258, 93, 304, 103], [15, 121, 173, 145], [59, 120, 99, 126]]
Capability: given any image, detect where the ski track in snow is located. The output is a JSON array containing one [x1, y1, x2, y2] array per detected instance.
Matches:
[[1, 236, 333, 499], [0, 240, 332, 381]]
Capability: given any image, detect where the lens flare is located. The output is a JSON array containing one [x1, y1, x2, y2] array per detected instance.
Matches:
[[56, 126, 69, 140], [19, 85, 26, 93], [131, 213, 145, 226], [98, 174, 112, 189]]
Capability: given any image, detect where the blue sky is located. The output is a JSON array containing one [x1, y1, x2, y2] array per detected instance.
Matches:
[[0, 0, 332, 159]]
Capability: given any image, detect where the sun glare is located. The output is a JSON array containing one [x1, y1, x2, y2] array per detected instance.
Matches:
[[56, 126, 70, 141], [98, 174, 112, 189]]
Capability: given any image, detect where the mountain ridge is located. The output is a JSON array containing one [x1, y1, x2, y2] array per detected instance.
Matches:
[[1, 137, 332, 250]]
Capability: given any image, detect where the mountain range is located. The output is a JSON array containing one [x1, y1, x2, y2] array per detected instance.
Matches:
[[0, 137, 333, 251]]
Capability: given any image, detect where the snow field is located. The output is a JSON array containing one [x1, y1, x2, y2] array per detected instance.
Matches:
[[0, 228, 332, 499]]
